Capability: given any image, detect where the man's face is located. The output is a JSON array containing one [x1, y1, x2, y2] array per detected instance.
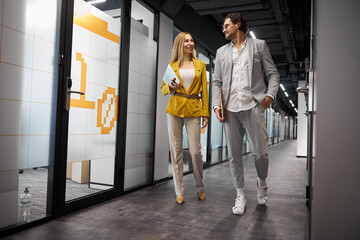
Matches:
[[222, 18, 240, 40]]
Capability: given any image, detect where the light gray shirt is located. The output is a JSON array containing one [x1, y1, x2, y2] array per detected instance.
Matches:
[[227, 40, 257, 112]]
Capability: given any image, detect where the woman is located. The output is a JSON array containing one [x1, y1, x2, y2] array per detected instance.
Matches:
[[161, 32, 209, 205]]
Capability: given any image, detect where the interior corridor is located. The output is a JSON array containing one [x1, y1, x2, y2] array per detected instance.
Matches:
[[4, 140, 309, 240]]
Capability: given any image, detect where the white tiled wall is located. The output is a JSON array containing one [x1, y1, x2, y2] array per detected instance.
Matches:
[[125, 17, 157, 189], [0, 60, 32, 101], [1, 27, 34, 68], [0, 0, 61, 228]]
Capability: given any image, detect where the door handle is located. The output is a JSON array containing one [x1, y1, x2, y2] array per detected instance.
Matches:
[[64, 77, 84, 111], [296, 86, 309, 94], [68, 90, 84, 95]]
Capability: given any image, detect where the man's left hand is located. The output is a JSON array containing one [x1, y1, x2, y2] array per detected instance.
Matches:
[[261, 96, 273, 110]]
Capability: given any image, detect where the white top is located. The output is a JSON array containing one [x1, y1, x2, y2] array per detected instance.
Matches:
[[226, 40, 257, 112], [179, 68, 195, 92]]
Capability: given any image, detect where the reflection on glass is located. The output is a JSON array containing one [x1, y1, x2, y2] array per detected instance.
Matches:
[[0, 0, 62, 228], [124, 0, 157, 190], [65, 0, 121, 201]]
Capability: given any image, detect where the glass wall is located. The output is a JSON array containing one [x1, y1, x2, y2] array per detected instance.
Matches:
[[65, 0, 121, 201], [0, 0, 62, 228], [124, 0, 157, 190], [197, 52, 210, 164]]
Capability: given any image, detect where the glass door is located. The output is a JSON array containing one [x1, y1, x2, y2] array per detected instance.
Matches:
[[56, 0, 123, 211], [65, 0, 121, 201]]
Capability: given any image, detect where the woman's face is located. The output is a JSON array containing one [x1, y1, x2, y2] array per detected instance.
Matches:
[[183, 34, 194, 55]]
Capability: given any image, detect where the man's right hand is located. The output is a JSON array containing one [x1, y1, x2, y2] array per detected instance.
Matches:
[[215, 108, 225, 122]]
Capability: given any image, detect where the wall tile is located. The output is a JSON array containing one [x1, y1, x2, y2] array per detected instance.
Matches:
[[0, 63, 32, 101], [88, 57, 106, 86], [126, 113, 139, 134], [125, 134, 137, 155], [106, 40, 120, 66], [127, 91, 139, 113], [130, 28, 141, 51], [67, 134, 86, 163], [138, 133, 153, 153], [3, 0, 35, 34], [138, 114, 153, 134], [124, 155, 148, 188], [103, 134, 116, 158], [0, 191, 18, 228], [0, 100, 30, 135], [1, 27, 33, 68], [85, 134, 103, 160], [0, 136, 28, 171], [141, 36, 157, 59], [70, 51, 82, 83], [141, 54, 156, 77], [90, 32, 107, 62], [86, 106, 101, 135], [105, 63, 119, 89], [129, 49, 141, 73], [34, 0, 58, 43], [28, 135, 54, 167], [68, 107, 87, 134], [29, 103, 56, 135], [128, 70, 140, 92], [33, 38, 58, 73], [73, 25, 91, 58], [139, 74, 153, 96], [31, 70, 57, 104], [139, 94, 154, 115]]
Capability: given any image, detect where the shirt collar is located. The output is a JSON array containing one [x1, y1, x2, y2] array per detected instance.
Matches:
[[231, 38, 247, 48]]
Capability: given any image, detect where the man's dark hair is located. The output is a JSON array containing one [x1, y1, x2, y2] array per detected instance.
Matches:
[[224, 12, 248, 34]]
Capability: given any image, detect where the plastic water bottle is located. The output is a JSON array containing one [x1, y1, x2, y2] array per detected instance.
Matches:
[[20, 187, 32, 222]]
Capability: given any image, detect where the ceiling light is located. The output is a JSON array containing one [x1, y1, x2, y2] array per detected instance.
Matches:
[[87, 0, 106, 4], [294, 108, 298, 113], [289, 100, 295, 107], [280, 84, 285, 91], [250, 31, 256, 39], [284, 92, 289, 97]]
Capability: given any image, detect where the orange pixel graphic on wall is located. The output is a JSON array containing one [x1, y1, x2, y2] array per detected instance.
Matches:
[[71, 1, 119, 134], [70, 53, 96, 110], [97, 87, 118, 134]]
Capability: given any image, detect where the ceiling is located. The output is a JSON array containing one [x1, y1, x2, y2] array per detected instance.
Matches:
[[184, 0, 311, 116], [87, 0, 311, 117]]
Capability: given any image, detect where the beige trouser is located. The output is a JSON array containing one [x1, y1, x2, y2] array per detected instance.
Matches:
[[167, 113, 204, 196]]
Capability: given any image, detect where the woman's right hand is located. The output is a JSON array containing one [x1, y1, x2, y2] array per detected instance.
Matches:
[[169, 78, 181, 90]]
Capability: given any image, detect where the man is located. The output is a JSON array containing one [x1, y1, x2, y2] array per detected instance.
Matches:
[[212, 12, 280, 215]]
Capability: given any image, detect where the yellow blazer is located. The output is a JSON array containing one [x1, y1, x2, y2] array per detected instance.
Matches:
[[161, 58, 209, 118]]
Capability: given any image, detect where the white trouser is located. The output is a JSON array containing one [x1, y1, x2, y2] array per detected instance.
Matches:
[[167, 113, 204, 196], [224, 104, 269, 188]]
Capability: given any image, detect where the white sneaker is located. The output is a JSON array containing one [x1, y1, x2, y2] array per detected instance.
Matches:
[[232, 195, 246, 215], [257, 182, 268, 205]]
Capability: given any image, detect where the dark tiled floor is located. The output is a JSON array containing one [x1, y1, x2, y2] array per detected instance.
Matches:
[[4, 140, 309, 240]]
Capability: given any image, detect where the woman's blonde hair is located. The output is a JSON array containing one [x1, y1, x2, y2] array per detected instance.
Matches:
[[170, 32, 197, 63]]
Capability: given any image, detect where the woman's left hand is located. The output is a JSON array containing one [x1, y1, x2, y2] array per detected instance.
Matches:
[[202, 117, 209, 129]]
